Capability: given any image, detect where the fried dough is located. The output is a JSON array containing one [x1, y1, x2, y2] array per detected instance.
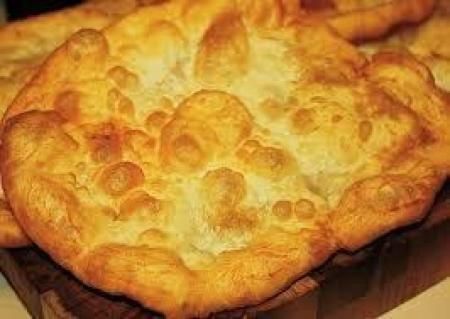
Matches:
[[301, 0, 436, 41], [1, 0, 449, 316], [361, 0, 450, 91], [0, 0, 143, 247]]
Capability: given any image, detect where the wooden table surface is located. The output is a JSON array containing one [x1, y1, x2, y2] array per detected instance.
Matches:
[[1, 270, 448, 318]]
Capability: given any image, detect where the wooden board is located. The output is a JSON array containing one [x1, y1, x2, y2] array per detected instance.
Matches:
[[1, 182, 449, 319]]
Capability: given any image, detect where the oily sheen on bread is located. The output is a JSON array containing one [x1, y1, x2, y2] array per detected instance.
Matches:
[[0, 0, 145, 247], [1, 0, 448, 317]]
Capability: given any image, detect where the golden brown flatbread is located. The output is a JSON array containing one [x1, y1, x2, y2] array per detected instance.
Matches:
[[0, 0, 143, 247], [357, 0, 450, 169], [360, 0, 450, 91], [301, 0, 437, 41], [1, 0, 448, 317]]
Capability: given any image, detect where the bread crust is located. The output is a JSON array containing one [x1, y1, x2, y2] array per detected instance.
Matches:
[[357, 0, 450, 173], [1, 110, 337, 317], [0, 0, 143, 247], [1, 0, 448, 316], [330, 160, 445, 250], [359, 0, 450, 92], [301, 0, 437, 41]]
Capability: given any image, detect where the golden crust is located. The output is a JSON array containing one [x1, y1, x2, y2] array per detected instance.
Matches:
[[330, 159, 444, 250], [1, 111, 337, 317], [364, 51, 450, 172], [1, 0, 449, 316], [301, 0, 437, 41], [0, 0, 141, 74], [357, 1, 450, 172], [77, 228, 335, 316], [360, 0, 450, 91], [0, 0, 145, 248]]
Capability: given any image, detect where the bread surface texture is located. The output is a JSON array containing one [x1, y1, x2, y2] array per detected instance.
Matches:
[[0, 0, 145, 247], [361, 0, 450, 91], [301, 0, 437, 41], [1, 0, 448, 316]]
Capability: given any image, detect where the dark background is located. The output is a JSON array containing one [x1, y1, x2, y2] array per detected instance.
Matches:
[[5, 0, 83, 20]]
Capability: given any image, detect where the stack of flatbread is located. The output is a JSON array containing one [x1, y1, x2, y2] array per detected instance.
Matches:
[[0, 0, 448, 318]]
